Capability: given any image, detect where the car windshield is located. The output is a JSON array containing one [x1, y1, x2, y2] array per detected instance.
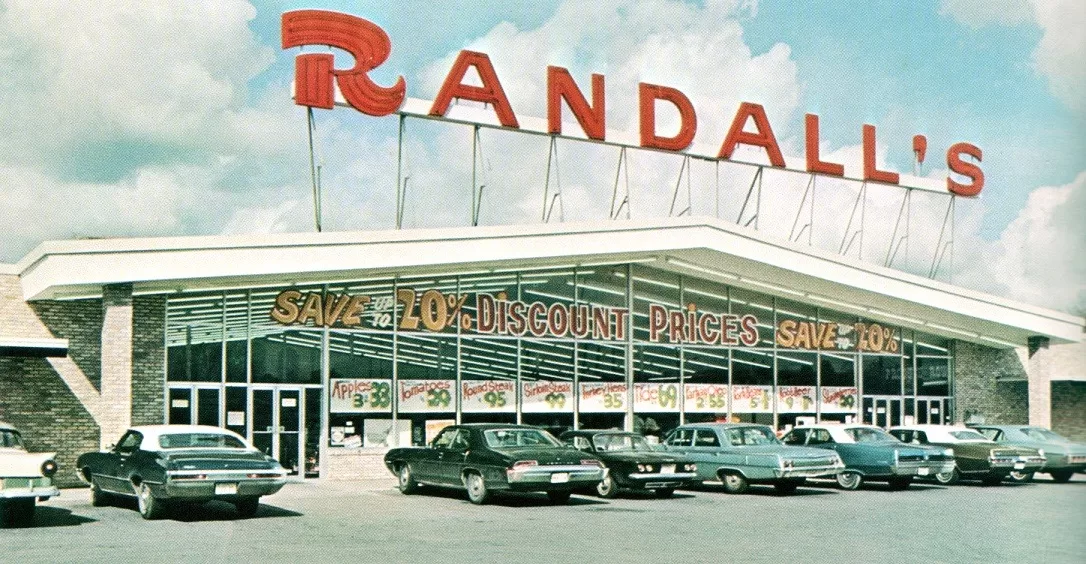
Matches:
[[159, 432, 248, 449], [0, 429, 25, 449], [947, 430, 989, 442], [1021, 428, 1068, 442], [846, 427, 897, 443], [726, 426, 781, 446], [484, 428, 562, 448], [592, 433, 654, 452]]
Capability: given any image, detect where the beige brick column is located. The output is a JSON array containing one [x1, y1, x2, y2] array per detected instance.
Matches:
[[100, 283, 133, 447], [1027, 336, 1051, 428]]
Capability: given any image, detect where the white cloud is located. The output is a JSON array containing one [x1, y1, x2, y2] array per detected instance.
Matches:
[[939, 0, 1086, 115], [956, 172, 1086, 313], [1029, 0, 1086, 114], [938, 0, 1033, 27]]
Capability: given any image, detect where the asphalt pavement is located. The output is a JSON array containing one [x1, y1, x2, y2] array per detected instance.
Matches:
[[2, 474, 1084, 563]]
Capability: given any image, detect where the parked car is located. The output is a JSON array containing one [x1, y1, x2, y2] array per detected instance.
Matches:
[[0, 422, 60, 527], [888, 425, 1045, 486], [970, 424, 1086, 483], [781, 424, 955, 490], [76, 425, 288, 520], [560, 430, 697, 498], [661, 423, 844, 494], [384, 424, 605, 505]]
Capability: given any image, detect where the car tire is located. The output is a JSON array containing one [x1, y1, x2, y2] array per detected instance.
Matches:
[[89, 476, 110, 507], [235, 497, 260, 518], [654, 488, 675, 499], [398, 464, 419, 494], [595, 474, 618, 499], [1007, 471, 1034, 483], [887, 476, 912, 491], [720, 472, 749, 494], [547, 491, 572, 504], [836, 471, 863, 491], [934, 467, 959, 485], [136, 482, 166, 520], [1049, 470, 1074, 483], [465, 472, 490, 505]]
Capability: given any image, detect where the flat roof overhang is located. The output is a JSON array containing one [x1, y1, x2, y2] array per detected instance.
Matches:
[[11, 217, 1083, 348], [0, 337, 70, 358]]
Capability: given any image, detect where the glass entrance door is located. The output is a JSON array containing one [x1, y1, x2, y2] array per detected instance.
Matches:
[[252, 387, 303, 476], [916, 397, 949, 424], [862, 397, 902, 428]]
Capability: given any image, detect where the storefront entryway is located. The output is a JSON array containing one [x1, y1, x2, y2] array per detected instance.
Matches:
[[862, 396, 902, 428]]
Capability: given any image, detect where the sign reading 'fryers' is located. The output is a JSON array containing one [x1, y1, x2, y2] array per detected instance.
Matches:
[[282, 9, 984, 197]]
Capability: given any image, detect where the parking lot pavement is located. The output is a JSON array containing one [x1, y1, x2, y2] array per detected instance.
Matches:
[[3, 475, 1084, 564]]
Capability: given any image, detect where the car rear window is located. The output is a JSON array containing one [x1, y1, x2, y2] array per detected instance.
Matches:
[[159, 433, 247, 449]]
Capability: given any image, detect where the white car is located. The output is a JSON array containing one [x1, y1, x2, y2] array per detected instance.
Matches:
[[0, 421, 60, 527]]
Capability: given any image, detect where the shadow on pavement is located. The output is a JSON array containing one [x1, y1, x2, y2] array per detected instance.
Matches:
[[399, 485, 610, 507], [684, 482, 839, 497], [102, 497, 302, 522], [17, 506, 97, 528]]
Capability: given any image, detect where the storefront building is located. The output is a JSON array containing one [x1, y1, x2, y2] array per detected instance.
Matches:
[[1, 218, 1082, 484]]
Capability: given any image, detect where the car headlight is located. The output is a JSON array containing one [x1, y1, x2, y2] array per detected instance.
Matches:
[[684, 463, 697, 472], [41, 459, 58, 478]]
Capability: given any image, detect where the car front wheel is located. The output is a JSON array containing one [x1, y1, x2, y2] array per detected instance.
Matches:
[[398, 464, 419, 494], [595, 474, 618, 498], [136, 482, 166, 520], [465, 472, 490, 505], [1007, 471, 1034, 483], [934, 468, 959, 485], [1049, 470, 1074, 483], [836, 471, 863, 491], [720, 472, 749, 494]]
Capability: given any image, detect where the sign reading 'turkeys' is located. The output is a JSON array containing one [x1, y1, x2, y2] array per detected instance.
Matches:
[[281, 10, 984, 197]]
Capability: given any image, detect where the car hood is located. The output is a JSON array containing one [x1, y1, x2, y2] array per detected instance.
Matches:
[[163, 449, 281, 470], [0, 450, 56, 477], [489, 446, 595, 465]]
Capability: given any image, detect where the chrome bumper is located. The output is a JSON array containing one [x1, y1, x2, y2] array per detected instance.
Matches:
[[505, 464, 605, 486], [774, 462, 844, 479], [626, 471, 697, 488], [892, 461, 956, 476], [161, 469, 287, 499]]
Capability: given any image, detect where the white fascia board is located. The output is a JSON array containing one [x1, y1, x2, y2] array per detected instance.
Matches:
[[13, 217, 1083, 345]]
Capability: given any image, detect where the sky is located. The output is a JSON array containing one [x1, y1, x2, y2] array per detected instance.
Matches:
[[0, 0, 1082, 315]]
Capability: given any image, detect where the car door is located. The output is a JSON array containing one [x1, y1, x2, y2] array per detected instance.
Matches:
[[416, 427, 457, 483], [805, 428, 836, 452], [101, 430, 142, 493], [781, 428, 809, 447], [439, 429, 473, 485]]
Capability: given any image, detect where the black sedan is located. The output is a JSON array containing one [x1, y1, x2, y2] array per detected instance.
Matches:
[[384, 424, 605, 505], [560, 430, 697, 498], [76, 425, 288, 519]]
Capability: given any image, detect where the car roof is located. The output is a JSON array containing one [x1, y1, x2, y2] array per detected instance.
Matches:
[[451, 423, 544, 431], [0, 421, 16, 432], [127, 425, 251, 451], [562, 429, 637, 436], [889, 424, 972, 431], [677, 423, 769, 429]]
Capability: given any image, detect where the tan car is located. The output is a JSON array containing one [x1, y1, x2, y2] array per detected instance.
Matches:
[[0, 421, 60, 527]]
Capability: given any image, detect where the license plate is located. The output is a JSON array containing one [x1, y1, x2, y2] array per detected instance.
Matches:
[[662, 464, 675, 474], [1013, 462, 1025, 470], [215, 483, 238, 495], [917, 468, 929, 476], [550, 472, 570, 484]]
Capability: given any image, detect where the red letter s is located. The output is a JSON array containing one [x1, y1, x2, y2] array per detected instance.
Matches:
[[946, 142, 984, 197], [282, 10, 405, 116]]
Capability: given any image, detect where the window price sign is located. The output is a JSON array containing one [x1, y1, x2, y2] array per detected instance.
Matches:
[[329, 379, 392, 413], [777, 386, 815, 413], [633, 383, 680, 412], [684, 384, 729, 413], [820, 387, 858, 413], [461, 380, 516, 413], [522, 381, 574, 413], [731, 385, 773, 413], [398, 379, 455, 413], [579, 382, 628, 412]]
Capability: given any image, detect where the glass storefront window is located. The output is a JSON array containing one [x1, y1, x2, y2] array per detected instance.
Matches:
[[251, 330, 321, 384], [917, 356, 950, 397], [862, 354, 902, 396], [729, 287, 774, 348]]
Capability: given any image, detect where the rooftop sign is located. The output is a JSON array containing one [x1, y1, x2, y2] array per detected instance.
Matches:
[[282, 9, 984, 197]]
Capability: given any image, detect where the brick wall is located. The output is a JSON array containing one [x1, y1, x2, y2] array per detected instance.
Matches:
[[30, 300, 103, 390], [1051, 382, 1085, 441], [951, 341, 1029, 424], [324, 448, 396, 489], [131, 295, 165, 426]]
